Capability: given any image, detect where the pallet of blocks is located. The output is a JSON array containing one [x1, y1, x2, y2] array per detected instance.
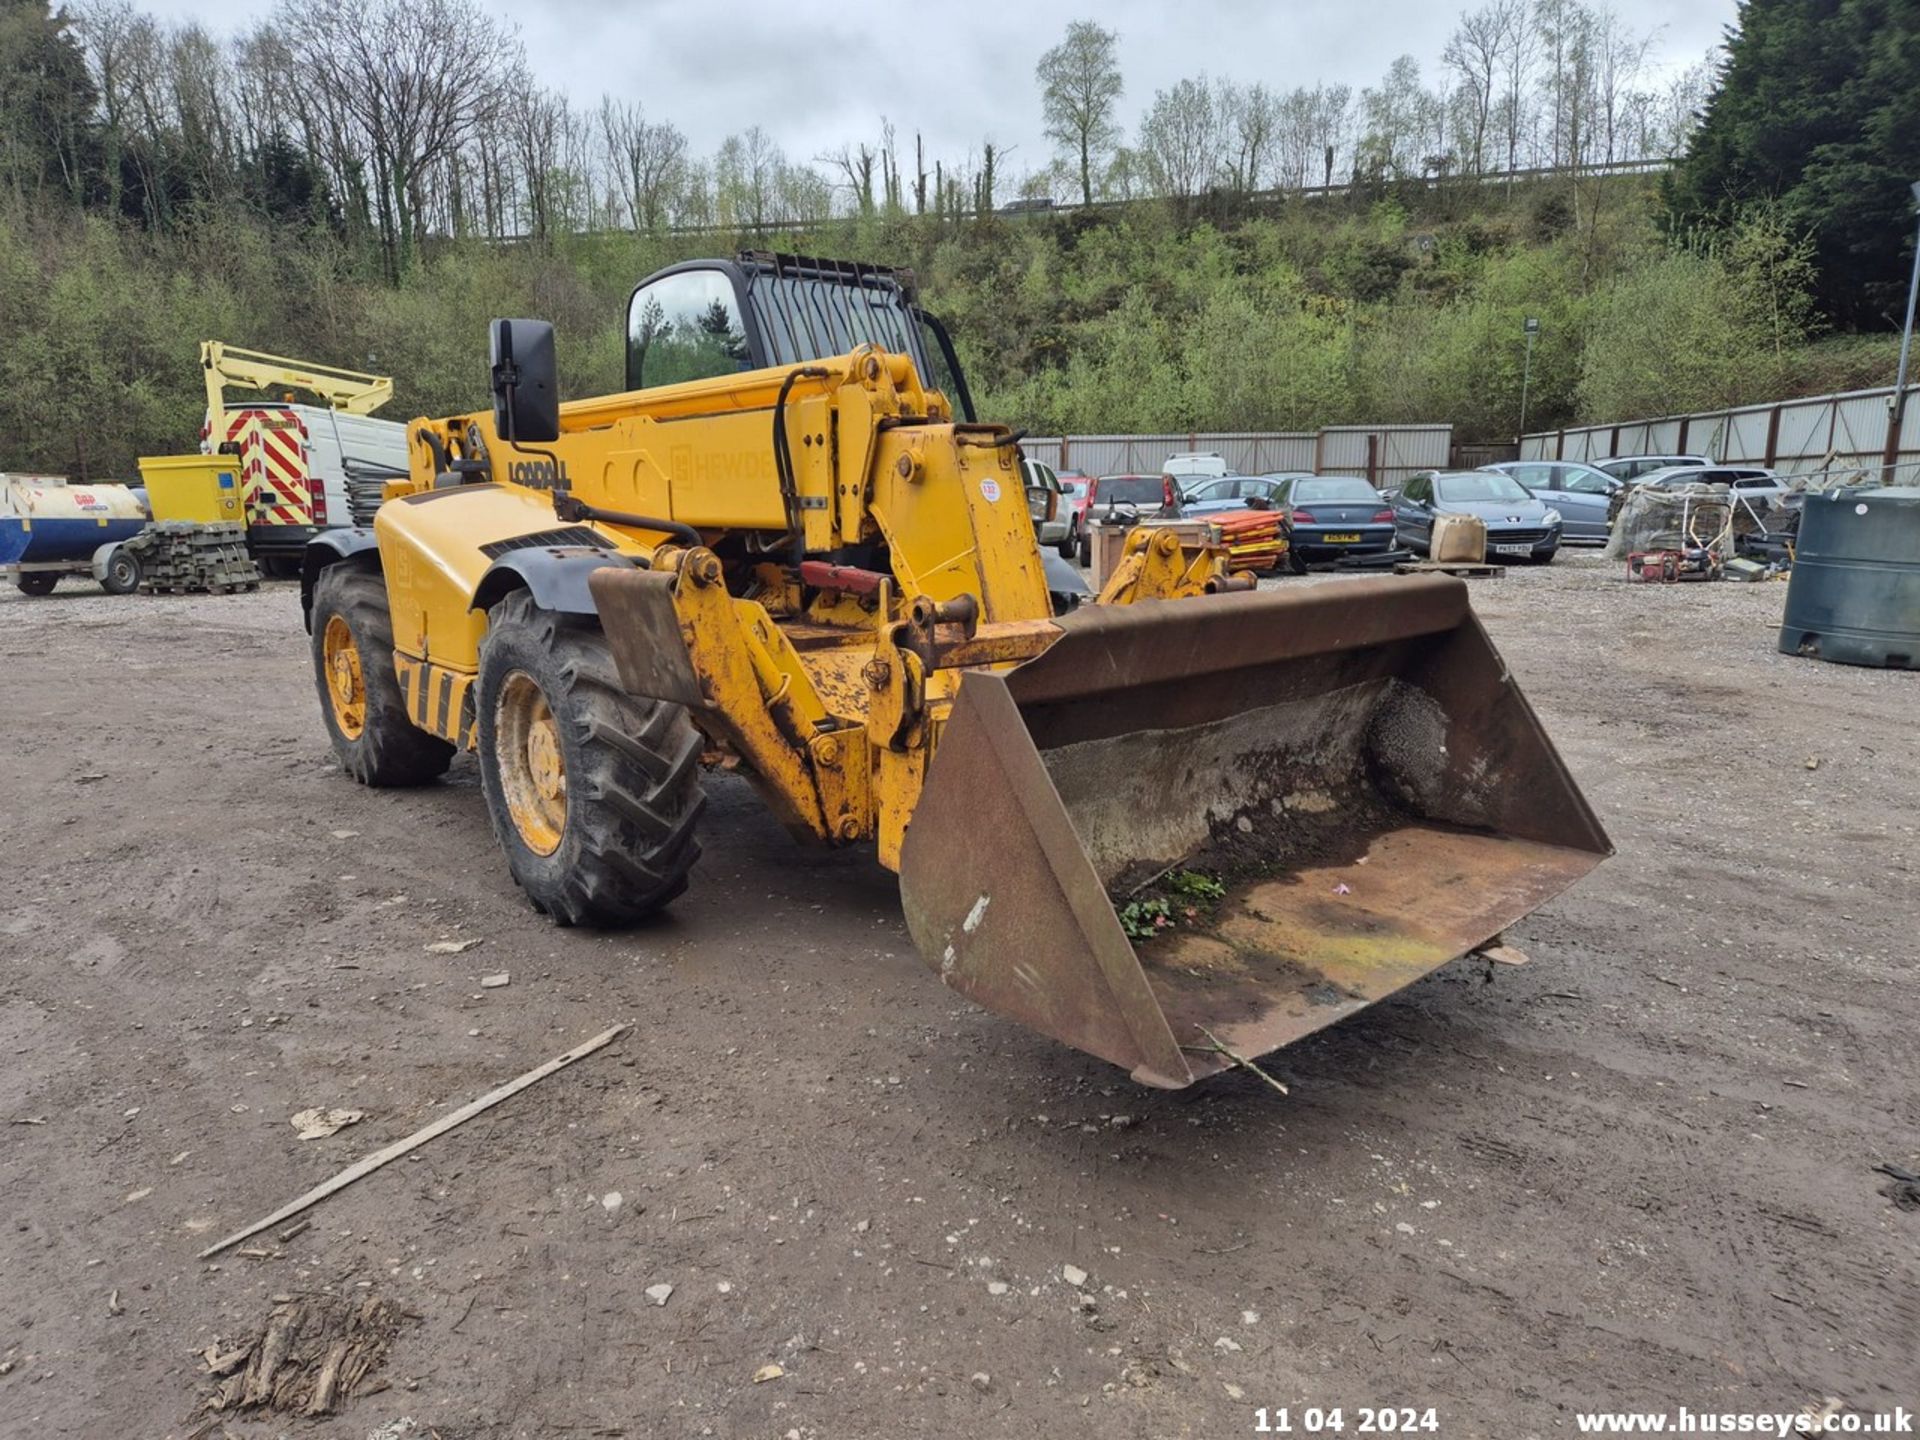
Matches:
[[124, 522, 260, 595]]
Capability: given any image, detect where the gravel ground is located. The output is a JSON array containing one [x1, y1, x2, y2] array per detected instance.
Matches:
[[0, 552, 1915, 1439]]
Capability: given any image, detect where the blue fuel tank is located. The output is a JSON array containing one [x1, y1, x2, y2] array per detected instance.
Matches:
[[0, 476, 150, 566]]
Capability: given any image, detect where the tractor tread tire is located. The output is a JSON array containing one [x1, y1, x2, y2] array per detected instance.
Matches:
[[476, 589, 705, 928], [310, 566, 456, 787]]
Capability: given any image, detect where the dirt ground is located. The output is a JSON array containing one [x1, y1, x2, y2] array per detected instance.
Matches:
[[1, 553, 1915, 1440]]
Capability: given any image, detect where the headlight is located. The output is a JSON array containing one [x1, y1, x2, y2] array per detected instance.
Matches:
[[1542, 508, 1562, 526]]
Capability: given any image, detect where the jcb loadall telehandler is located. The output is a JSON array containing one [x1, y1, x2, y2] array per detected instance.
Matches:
[[304, 252, 1608, 1089]]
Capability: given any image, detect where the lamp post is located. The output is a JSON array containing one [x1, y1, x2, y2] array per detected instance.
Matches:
[[1518, 316, 1540, 445], [1887, 181, 1920, 483]]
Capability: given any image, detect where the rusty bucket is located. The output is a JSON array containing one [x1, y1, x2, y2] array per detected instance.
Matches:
[[899, 575, 1610, 1088]]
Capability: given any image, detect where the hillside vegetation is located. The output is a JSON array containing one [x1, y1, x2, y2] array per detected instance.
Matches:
[[0, 0, 1912, 479], [3, 179, 1890, 481]]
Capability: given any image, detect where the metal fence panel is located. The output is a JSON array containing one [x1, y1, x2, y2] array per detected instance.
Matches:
[[1524, 383, 1920, 482], [1774, 401, 1829, 469], [1025, 426, 1451, 485], [1726, 408, 1772, 460], [1830, 393, 1892, 466]]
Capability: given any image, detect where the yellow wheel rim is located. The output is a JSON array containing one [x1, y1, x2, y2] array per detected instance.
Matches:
[[322, 614, 366, 740], [496, 670, 566, 857]]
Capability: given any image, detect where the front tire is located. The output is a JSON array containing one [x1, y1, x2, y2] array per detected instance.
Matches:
[[475, 590, 705, 927], [309, 565, 455, 786], [15, 572, 57, 597]]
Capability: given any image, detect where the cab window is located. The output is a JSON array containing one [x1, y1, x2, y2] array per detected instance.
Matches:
[[627, 270, 752, 391]]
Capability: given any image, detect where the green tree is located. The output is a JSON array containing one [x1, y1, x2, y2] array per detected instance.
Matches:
[[1036, 20, 1123, 208], [1666, 0, 1920, 327], [0, 0, 97, 206]]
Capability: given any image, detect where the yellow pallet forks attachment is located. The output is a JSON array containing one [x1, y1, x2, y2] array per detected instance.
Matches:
[[898, 574, 1610, 1088]]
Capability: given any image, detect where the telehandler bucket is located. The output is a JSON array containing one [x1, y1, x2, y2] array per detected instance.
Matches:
[[900, 575, 1610, 1088]]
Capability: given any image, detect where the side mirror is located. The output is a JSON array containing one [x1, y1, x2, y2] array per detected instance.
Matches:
[[490, 318, 559, 445]]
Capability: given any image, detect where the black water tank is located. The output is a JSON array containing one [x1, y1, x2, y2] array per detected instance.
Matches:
[[1778, 485, 1920, 669]]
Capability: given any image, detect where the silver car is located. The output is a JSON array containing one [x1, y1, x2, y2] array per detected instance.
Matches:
[[1484, 461, 1620, 544], [1636, 464, 1786, 508], [1392, 470, 1563, 562], [1022, 458, 1071, 549], [1594, 454, 1713, 482]]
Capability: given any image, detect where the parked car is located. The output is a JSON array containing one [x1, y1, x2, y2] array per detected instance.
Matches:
[[1268, 474, 1397, 571], [1176, 473, 1293, 517], [1078, 473, 1175, 564], [1393, 470, 1563, 562], [1056, 473, 1091, 558], [1483, 460, 1620, 544], [1635, 464, 1787, 506], [1162, 451, 1230, 487], [1022, 457, 1071, 550], [1593, 454, 1713, 483]]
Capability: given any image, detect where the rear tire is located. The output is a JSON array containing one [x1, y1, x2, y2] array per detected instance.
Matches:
[[15, 572, 57, 597], [309, 565, 455, 786], [1286, 546, 1310, 575], [475, 589, 705, 927], [101, 547, 141, 595]]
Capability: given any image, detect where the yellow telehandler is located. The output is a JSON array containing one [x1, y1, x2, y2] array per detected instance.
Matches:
[[302, 252, 1608, 1088]]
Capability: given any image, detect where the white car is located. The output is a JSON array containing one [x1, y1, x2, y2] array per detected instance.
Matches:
[[1635, 464, 1789, 509]]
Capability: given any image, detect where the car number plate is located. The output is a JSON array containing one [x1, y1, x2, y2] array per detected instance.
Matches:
[[1324, 532, 1361, 543], [1492, 542, 1533, 556]]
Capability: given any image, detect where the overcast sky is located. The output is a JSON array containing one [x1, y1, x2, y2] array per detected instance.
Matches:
[[138, 0, 1737, 181]]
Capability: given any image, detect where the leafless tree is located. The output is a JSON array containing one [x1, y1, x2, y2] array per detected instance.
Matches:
[[600, 97, 685, 233], [1221, 81, 1280, 194], [1309, 84, 1353, 187], [1496, 0, 1540, 178], [818, 139, 878, 214], [277, 0, 519, 276], [1443, 0, 1520, 172]]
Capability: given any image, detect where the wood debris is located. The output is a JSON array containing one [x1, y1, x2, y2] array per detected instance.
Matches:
[[198, 1293, 402, 1418]]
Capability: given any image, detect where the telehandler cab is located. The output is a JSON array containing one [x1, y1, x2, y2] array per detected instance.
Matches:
[[303, 251, 1608, 1088]]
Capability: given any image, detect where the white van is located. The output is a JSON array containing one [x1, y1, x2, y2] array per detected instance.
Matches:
[[208, 404, 410, 571], [1162, 451, 1231, 492]]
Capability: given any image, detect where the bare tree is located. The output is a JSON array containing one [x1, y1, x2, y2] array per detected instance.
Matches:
[[1309, 84, 1353, 187], [1443, 0, 1520, 173], [506, 81, 566, 241], [1496, 0, 1540, 178], [1036, 19, 1123, 207], [1587, 7, 1651, 166], [599, 98, 686, 234], [1221, 81, 1279, 195], [279, 0, 519, 277], [818, 139, 877, 215]]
